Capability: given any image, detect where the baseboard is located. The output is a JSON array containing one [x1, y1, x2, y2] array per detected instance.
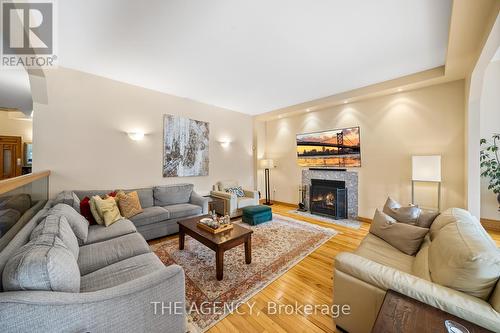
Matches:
[[357, 216, 372, 224], [481, 218, 500, 232], [259, 199, 297, 208]]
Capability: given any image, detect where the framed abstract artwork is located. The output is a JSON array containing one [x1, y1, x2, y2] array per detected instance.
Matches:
[[163, 115, 209, 177]]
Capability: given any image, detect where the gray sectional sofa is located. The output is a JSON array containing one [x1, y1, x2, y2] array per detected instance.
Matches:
[[0, 200, 186, 332], [72, 183, 208, 240]]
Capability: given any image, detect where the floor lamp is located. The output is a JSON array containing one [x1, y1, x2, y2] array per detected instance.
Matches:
[[411, 155, 442, 211], [260, 159, 274, 205]]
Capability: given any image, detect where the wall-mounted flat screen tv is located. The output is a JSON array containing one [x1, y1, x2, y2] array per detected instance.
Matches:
[[296, 126, 361, 167]]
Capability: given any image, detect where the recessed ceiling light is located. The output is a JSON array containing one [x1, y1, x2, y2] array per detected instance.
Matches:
[[306, 108, 311, 112], [343, 100, 348, 104], [397, 88, 403, 92]]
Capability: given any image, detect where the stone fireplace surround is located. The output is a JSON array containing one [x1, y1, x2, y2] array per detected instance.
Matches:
[[302, 169, 358, 219]]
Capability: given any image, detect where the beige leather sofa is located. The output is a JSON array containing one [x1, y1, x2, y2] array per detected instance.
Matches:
[[334, 208, 500, 333], [210, 180, 259, 218]]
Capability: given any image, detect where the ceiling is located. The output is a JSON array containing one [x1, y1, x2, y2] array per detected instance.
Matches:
[[57, 0, 453, 115]]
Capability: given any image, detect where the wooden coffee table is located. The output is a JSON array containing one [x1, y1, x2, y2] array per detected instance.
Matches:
[[177, 215, 253, 280]]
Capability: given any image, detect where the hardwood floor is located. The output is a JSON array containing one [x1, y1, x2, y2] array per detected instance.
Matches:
[[150, 203, 500, 333]]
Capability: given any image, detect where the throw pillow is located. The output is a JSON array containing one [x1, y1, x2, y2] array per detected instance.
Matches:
[[383, 197, 420, 224], [0, 209, 21, 238], [30, 215, 79, 259], [2, 233, 80, 292], [94, 196, 123, 227], [47, 204, 89, 245], [53, 191, 81, 213], [0, 193, 32, 215], [79, 196, 96, 225], [89, 195, 105, 225], [383, 197, 439, 228], [116, 191, 143, 218], [225, 186, 245, 197], [370, 209, 429, 256]]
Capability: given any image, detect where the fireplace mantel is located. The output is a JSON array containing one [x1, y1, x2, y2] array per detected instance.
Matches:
[[302, 169, 358, 219]]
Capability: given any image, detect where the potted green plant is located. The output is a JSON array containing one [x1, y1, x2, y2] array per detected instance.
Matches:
[[480, 134, 500, 211]]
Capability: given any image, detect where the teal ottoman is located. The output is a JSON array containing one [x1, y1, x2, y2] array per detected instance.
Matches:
[[242, 205, 272, 225]]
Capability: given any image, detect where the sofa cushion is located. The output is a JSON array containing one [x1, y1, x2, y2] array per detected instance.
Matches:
[[79, 196, 97, 225], [163, 203, 202, 219], [2, 233, 80, 292], [225, 186, 245, 197], [412, 235, 432, 281], [73, 190, 113, 201], [430, 208, 471, 240], [80, 253, 164, 292], [94, 196, 123, 227], [383, 197, 420, 224], [85, 219, 137, 244], [53, 191, 80, 213], [122, 187, 154, 208], [0, 209, 21, 238], [428, 208, 500, 300], [217, 180, 238, 191], [47, 204, 89, 245], [30, 215, 79, 259], [354, 233, 415, 274], [369, 209, 429, 256], [383, 197, 439, 228], [129, 206, 170, 227], [154, 184, 193, 206], [117, 191, 143, 218], [77, 233, 150, 275], [238, 197, 258, 209], [0, 193, 31, 215], [490, 281, 500, 313]]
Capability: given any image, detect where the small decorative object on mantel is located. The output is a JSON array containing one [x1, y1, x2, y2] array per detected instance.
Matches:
[[197, 211, 233, 234], [480, 134, 500, 211]]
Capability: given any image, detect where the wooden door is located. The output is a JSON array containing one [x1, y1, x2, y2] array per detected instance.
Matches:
[[0, 136, 22, 179]]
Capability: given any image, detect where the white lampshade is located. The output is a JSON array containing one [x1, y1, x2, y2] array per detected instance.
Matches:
[[259, 159, 275, 169], [412, 155, 441, 182]]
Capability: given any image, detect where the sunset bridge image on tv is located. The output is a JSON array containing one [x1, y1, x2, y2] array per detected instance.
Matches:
[[296, 127, 361, 167]]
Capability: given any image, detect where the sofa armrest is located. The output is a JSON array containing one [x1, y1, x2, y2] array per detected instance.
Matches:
[[0, 264, 186, 332], [335, 252, 500, 332], [210, 190, 236, 200], [190, 191, 209, 214], [243, 189, 259, 199]]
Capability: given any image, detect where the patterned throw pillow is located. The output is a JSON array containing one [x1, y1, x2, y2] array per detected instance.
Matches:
[[94, 196, 123, 227], [225, 186, 245, 197], [116, 191, 143, 218]]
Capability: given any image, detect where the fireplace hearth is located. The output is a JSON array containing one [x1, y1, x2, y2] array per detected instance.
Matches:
[[310, 179, 348, 219]]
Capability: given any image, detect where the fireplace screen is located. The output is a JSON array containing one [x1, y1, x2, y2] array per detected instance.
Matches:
[[309, 179, 347, 219]]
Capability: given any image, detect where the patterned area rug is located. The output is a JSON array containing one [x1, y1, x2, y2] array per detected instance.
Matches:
[[287, 210, 361, 229], [151, 214, 337, 332]]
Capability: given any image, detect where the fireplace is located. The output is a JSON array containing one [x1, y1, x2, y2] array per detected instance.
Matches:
[[309, 179, 348, 219]]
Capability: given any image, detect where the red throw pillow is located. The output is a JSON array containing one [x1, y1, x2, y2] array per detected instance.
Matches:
[[108, 191, 117, 198], [80, 196, 96, 225]]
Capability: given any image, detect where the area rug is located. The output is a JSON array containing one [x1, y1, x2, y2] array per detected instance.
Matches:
[[287, 209, 361, 229], [151, 214, 337, 332]]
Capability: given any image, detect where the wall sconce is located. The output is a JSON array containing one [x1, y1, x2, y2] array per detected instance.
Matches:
[[128, 131, 145, 141], [218, 140, 232, 148]]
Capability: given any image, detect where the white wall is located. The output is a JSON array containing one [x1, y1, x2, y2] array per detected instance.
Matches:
[[467, 13, 500, 218], [480, 60, 500, 220], [264, 80, 466, 218], [32, 68, 254, 197]]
